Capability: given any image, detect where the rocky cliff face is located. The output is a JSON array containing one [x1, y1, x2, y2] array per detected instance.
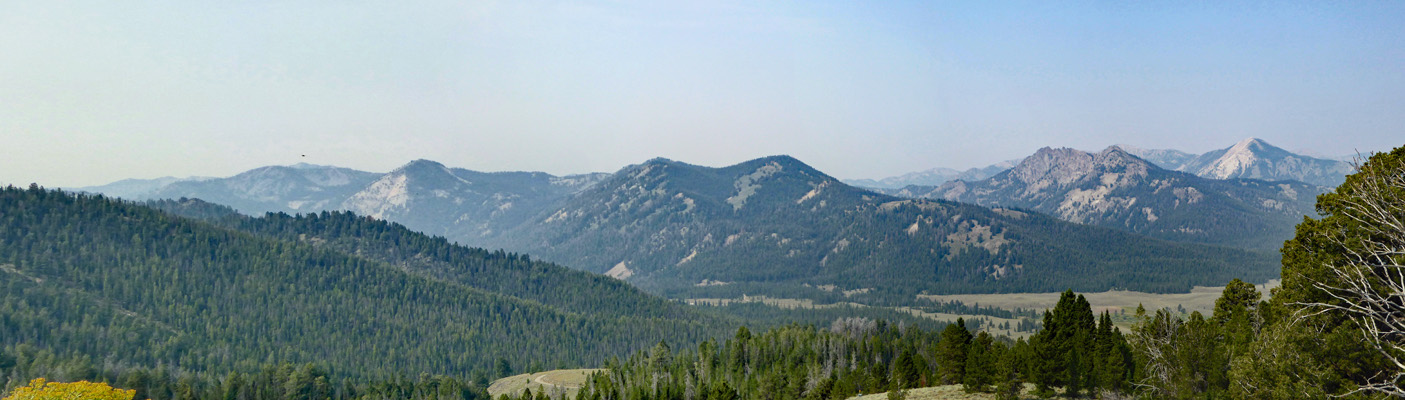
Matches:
[[904, 146, 1324, 250]]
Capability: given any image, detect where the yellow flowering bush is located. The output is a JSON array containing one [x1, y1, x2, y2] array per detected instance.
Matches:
[[2, 378, 135, 400]]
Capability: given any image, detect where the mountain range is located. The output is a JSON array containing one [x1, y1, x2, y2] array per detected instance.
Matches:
[[1122, 138, 1355, 187], [481, 156, 1277, 296], [77, 154, 1284, 298], [884, 146, 1324, 250], [842, 160, 1020, 189], [79, 161, 609, 242], [852, 138, 1354, 190]]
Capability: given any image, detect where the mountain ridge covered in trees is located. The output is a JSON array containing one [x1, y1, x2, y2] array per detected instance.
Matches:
[[0, 186, 732, 388]]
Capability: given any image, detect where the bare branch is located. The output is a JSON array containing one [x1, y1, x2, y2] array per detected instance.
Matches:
[[1290, 157, 1405, 397]]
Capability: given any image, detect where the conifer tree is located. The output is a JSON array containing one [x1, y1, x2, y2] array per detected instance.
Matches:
[[937, 319, 973, 384], [962, 332, 996, 393]]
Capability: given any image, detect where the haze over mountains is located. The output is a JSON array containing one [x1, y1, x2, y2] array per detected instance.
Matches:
[[842, 160, 1020, 189], [1124, 138, 1356, 186], [480, 156, 1276, 295], [889, 146, 1324, 250], [853, 138, 1354, 189], [73, 147, 1306, 297]]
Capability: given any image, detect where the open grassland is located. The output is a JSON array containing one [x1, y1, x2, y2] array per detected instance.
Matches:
[[918, 280, 1280, 317], [894, 307, 1032, 339], [686, 296, 862, 309], [846, 384, 1037, 400], [488, 369, 604, 399], [917, 280, 1280, 332], [689, 280, 1278, 339], [687, 296, 1037, 338]]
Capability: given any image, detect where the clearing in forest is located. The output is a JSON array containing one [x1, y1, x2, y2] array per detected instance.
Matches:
[[846, 383, 1038, 400], [487, 369, 604, 399]]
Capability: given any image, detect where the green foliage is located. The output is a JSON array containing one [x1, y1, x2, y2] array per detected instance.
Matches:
[[993, 340, 1027, 400], [1128, 279, 1271, 399], [0, 345, 486, 400], [1227, 146, 1405, 398], [545, 320, 942, 400], [0, 187, 728, 385], [937, 319, 973, 385], [1026, 290, 1132, 398], [961, 332, 997, 393]]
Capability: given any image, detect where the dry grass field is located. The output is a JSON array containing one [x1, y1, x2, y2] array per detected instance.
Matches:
[[917, 280, 1279, 317], [846, 384, 1038, 400], [685, 296, 864, 309], [487, 369, 604, 399], [687, 280, 1278, 338]]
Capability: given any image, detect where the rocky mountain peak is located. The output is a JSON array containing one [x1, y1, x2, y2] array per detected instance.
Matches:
[[1192, 138, 1294, 180], [1009, 147, 1095, 185], [1231, 137, 1266, 151], [1005, 146, 1155, 187], [1093, 146, 1154, 174]]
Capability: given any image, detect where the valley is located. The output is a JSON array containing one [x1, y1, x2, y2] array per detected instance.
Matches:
[[5, 145, 1400, 400], [7, 1, 1402, 398]]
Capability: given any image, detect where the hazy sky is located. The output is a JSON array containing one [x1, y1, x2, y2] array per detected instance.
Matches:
[[3, 1, 1402, 187]]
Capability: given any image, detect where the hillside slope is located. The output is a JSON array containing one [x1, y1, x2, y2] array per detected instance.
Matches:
[[0, 186, 725, 379], [898, 147, 1323, 250], [487, 156, 1280, 296]]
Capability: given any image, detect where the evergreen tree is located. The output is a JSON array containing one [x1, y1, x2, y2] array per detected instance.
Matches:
[[962, 332, 996, 393], [937, 319, 973, 384], [892, 351, 920, 390], [1228, 146, 1405, 397], [994, 340, 1026, 400]]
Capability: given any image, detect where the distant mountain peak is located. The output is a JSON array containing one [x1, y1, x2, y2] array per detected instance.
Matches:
[[1191, 138, 1296, 180], [736, 155, 831, 180], [909, 144, 1325, 250], [1117, 138, 1352, 186], [1234, 137, 1266, 148], [1002, 146, 1155, 188], [643, 157, 678, 165], [753, 154, 803, 165], [388, 159, 466, 182], [400, 159, 448, 170], [1009, 147, 1093, 185], [288, 162, 328, 170], [1099, 145, 1134, 158], [1096, 145, 1152, 165]]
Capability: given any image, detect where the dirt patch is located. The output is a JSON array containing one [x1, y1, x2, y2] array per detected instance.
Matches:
[[488, 369, 604, 400]]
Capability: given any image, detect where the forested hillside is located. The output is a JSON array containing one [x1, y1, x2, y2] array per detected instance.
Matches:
[[147, 198, 703, 320], [522, 290, 1138, 400], [0, 186, 727, 384]]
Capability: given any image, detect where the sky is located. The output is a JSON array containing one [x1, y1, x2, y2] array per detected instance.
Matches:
[[2, 1, 1402, 187]]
